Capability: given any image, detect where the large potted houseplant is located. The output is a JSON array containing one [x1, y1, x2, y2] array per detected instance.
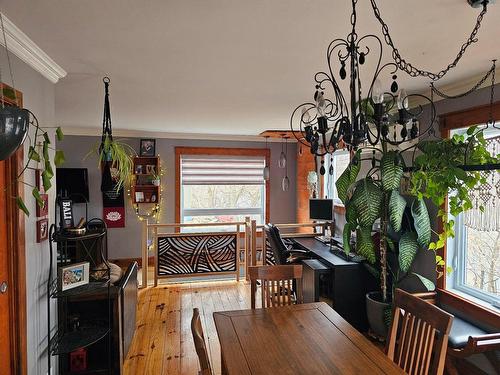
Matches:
[[336, 146, 433, 337]]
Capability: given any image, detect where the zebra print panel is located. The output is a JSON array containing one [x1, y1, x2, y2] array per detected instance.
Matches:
[[264, 238, 276, 265], [157, 234, 237, 276]]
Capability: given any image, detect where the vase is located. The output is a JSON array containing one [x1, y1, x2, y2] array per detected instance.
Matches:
[[366, 291, 392, 340], [0, 106, 29, 161]]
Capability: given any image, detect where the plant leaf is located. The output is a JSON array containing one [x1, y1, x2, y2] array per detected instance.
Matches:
[[56, 127, 64, 141], [42, 170, 52, 191], [381, 151, 404, 191], [43, 140, 50, 161], [16, 196, 29, 216], [28, 146, 41, 162], [54, 150, 65, 167], [389, 190, 406, 232], [364, 263, 380, 279], [399, 231, 418, 272], [32, 188, 43, 207], [335, 150, 361, 204], [44, 160, 54, 178], [412, 272, 435, 291], [384, 305, 393, 328], [411, 198, 431, 248], [345, 200, 357, 226], [356, 227, 376, 264], [43, 132, 51, 144], [343, 223, 352, 255], [351, 178, 382, 228]]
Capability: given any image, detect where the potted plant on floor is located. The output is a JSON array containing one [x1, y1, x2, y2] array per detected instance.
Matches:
[[336, 146, 433, 338]]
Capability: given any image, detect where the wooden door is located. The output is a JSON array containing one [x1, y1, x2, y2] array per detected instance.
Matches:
[[0, 160, 12, 374]]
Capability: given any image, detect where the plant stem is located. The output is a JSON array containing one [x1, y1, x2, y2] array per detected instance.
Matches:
[[380, 140, 388, 303]]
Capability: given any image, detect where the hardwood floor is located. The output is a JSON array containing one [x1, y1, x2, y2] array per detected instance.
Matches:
[[123, 280, 252, 375]]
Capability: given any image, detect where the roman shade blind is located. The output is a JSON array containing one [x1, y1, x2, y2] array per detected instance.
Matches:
[[181, 155, 266, 185]]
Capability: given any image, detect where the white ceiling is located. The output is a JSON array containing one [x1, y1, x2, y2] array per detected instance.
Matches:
[[1, 0, 500, 138]]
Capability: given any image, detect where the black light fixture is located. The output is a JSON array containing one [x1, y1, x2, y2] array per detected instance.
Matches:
[[263, 136, 270, 180], [290, 0, 496, 158]]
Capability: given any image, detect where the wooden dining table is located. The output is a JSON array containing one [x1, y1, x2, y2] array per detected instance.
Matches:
[[213, 302, 404, 374]]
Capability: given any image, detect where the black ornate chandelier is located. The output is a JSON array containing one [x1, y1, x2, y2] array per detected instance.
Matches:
[[291, 0, 496, 158]]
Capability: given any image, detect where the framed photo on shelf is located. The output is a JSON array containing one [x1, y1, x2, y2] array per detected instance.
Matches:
[[140, 139, 156, 157], [135, 164, 143, 174], [146, 164, 156, 175], [58, 262, 90, 291], [135, 191, 144, 203], [36, 218, 49, 243]]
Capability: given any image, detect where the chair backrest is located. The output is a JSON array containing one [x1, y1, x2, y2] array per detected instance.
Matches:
[[386, 289, 453, 375], [249, 265, 303, 309], [191, 308, 212, 375], [264, 224, 288, 265]]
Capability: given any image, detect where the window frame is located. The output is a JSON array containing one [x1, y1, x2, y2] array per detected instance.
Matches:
[[322, 150, 351, 203], [175, 147, 270, 226], [437, 100, 500, 324]]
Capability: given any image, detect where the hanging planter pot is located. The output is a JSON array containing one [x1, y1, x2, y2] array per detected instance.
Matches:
[[0, 106, 29, 160]]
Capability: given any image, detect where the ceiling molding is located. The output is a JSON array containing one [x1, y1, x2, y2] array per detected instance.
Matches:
[[62, 126, 291, 143], [0, 13, 66, 83], [409, 66, 500, 108]]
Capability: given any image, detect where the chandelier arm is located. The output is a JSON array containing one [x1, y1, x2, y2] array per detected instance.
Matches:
[[369, 0, 489, 81], [290, 103, 317, 147]]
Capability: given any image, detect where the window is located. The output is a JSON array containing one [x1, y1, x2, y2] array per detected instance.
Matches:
[[323, 151, 350, 201], [179, 152, 267, 232], [446, 126, 500, 309]]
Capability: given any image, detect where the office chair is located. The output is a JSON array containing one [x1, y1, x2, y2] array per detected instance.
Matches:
[[264, 224, 310, 265]]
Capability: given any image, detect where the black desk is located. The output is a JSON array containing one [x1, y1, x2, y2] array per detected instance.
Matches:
[[293, 237, 376, 331]]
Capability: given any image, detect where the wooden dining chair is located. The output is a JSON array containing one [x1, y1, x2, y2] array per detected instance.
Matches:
[[249, 264, 303, 309], [191, 308, 212, 375], [386, 288, 454, 375]]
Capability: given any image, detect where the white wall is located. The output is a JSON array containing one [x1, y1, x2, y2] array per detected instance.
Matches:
[[1, 52, 57, 374]]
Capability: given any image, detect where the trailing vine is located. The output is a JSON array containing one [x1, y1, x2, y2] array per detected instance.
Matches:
[[410, 126, 499, 278]]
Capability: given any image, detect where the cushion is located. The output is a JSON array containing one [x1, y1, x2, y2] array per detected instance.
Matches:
[[108, 262, 123, 285], [448, 316, 488, 349]]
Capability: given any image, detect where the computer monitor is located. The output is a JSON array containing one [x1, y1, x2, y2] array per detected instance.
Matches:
[[309, 199, 333, 221]]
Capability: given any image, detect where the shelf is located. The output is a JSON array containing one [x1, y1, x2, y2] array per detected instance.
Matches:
[[52, 229, 106, 243], [50, 280, 110, 299], [50, 325, 110, 355], [134, 185, 160, 189]]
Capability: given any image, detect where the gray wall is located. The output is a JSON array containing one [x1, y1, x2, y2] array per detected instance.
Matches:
[[58, 136, 297, 259], [1, 52, 57, 374]]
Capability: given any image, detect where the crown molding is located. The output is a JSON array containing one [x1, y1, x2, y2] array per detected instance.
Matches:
[[61, 126, 292, 143], [0, 13, 66, 83]]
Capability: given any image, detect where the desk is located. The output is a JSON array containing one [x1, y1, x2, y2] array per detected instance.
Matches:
[[213, 302, 403, 375], [293, 237, 377, 330]]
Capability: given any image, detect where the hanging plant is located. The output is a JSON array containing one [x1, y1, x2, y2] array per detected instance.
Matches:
[[85, 77, 135, 191], [0, 12, 65, 216], [410, 126, 499, 277]]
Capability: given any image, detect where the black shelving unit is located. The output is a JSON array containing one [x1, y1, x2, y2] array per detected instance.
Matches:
[[47, 213, 112, 374]]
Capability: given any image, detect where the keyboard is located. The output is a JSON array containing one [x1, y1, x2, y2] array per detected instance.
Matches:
[[330, 247, 365, 263]]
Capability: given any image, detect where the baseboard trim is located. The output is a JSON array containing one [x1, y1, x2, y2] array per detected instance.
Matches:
[[110, 256, 154, 268]]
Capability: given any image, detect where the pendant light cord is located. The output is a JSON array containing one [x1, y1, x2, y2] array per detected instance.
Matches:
[[0, 12, 19, 107]]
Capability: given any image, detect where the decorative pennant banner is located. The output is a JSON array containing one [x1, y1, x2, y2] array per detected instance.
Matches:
[[102, 165, 125, 228]]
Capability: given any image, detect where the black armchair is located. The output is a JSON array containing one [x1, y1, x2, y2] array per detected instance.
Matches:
[[264, 224, 310, 265]]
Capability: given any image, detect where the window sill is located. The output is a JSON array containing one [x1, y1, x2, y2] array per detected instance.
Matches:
[[447, 287, 500, 313], [438, 288, 500, 329]]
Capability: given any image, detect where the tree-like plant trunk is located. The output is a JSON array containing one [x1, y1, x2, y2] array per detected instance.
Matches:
[[380, 195, 388, 303]]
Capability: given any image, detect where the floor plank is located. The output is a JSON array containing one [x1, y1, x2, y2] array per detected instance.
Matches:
[[124, 280, 251, 375]]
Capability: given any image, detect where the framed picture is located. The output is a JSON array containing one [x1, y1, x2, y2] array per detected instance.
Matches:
[[36, 193, 49, 217], [36, 218, 49, 243], [58, 262, 90, 291], [135, 164, 143, 174], [135, 191, 144, 203], [146, 165, 156, 175], [140, 139, 156, 157]]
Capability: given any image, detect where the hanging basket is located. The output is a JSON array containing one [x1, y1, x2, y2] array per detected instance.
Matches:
[[0, 106, 29, 161]]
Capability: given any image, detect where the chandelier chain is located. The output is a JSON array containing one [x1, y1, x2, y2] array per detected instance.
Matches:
[[431, 61, 496, 99], [369, 0, 488, 81]]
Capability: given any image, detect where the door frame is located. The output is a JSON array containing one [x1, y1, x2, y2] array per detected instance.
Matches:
[[1, 83, 27, 374]]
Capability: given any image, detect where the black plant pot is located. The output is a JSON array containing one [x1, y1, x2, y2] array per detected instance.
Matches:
[[0, 107, 29, 161], [366, 291, 392, 340]]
